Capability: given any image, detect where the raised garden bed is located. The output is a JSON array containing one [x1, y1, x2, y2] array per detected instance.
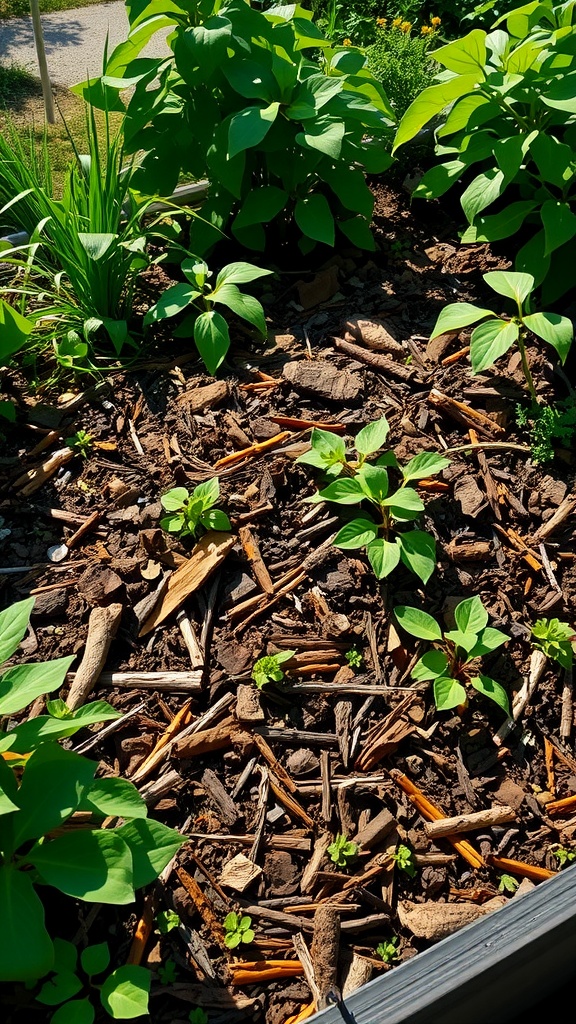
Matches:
[[1, 178, 575, 1024]]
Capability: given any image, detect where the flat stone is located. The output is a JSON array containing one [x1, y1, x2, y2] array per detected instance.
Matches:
[[283, 359, 363, 403]]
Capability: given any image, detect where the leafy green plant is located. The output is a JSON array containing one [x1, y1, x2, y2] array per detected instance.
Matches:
[[516, 396, 576, 464], [0, 598, 187, 983], [392, 1, 576, 303], [188, 1009, 209, 1024], [156, 909, 181, 935], [297, 416, 450, 583], [223, 912, 255, 949], [78, 0, 395, 257], [144, 258, 272, 375], [531, 618, 575, 670], [160, 479, 231, 538], [429, 271, 573, 401], [498, 873, 519, 893], [157, 959, 178, 984], [328, 833, 359, 868], [366, 19, 440, 119], [345, 646, 363, 669], [552, 847, 576, 867], [391, 842, 417, 877], [35, 938, 151, 1022], [0, 297, 35, 368], [251, 650, 296, 689], [394, 595, 510, 713], [375, 936, 400, 963], [65, 429, 94, 458]]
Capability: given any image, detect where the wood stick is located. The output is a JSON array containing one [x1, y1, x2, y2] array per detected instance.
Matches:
[[390, 770, 484, 869], [176, 610, 205, 669], [229, 960, 304, 985], [544, 737, 556, 796], [173, 717, 252, 759], [428, 388, 505, 438], [311, 905, 341, 1010], [66, 604, 123, 710], [213, 431, 293, 469], [544, 793, 576, 816], [70, 670, 202, 691], [486, 855, 556, 881], [252, 732, 297, 793], [560, 666, 573, 742], [131, 701, 194, 783], [441, 345, 470, 366], [268, 772, 315, 829], [423, 805, 516, 839], [14, 447, 75, 496], [239, 525, 274, 594], [332, 337, 418, 382], [175, 865, 226, 945], [292, 932, 320, 1008], [126, 895, 156, 965], [533, 495, 576, 541]]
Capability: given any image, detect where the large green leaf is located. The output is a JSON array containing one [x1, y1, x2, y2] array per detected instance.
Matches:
[[79, 777, 148, 820], [0, 598, 35, 665], [542, 70, 576, 112], [114, 819, 186, 888], [394, 606, 443, 641], [0, 866, 54, 981], [472, 674, 510, 714], [393, 75, 480, 153], [470, 318, 519, 372], [355, 416, 390, 456], [523, 312, 573, 363], [541, 200, 576, 257], [224, 58, 278, 101], [232, 187, 288, 230], [296, 116, 345, 159], [211, 284, 267, 337], [286, 75, 343, 119], [433, 30, 487, 78], [50, 998, 95, 1024], [0, 756, 18, 815], [228, 102, 280, 159], [530, 133, 576, 189], [12, 745, 96, 850], [294, 194, 335, 245], [315, 478, 366, 504], [366, 538, 401, 578], [215, 262, 274, 287], [0, 300, 35, 364], [0, 701, 121, 754], [468, 626, 510, 658], [454, 596, 488, 635], [193, 310, 230, 375], [434, 676, 468, 711], [174, 17, 233, 78], [0, 657, 75, 717], [430, 302, 495, 339], [332, 518, 379, 549], [397, 531, 437, 584], [323, 163, 374, 220], [461, 200, 536, 244], [357, 465, 389, 505], [412, 650, 451, 681], [382, 487, 424, 519], [461, 168, 506, 222], [37, 970, 83, 1006], [483, 270, 534, 305], [100, 965, 151, 1019], [338, 214, 376, 250], [402, 452, 451, 482], [143, 282, 199, 325], [28, 830, 135, 904]]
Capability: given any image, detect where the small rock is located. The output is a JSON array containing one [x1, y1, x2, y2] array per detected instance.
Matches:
[[30, 588, 68, 618], [263, 850, 299, 896], [179, 380, 228, 413], [454, 474, 487, 517], [397, 900, 488, 941], [236, 684, 265, 723], [219, 853, 263, 893], [285, 748, 319, 776], [493, 778, 526, 812], [283, 359, 363, 403]]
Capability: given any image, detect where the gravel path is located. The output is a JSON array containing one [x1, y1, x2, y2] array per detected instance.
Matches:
[[0, 1, 170, 87]]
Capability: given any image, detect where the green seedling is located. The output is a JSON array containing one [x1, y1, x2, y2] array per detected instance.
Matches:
[[297, 416, 450, 584], [498, 874, 519, 894], [157, 958, 178, 984], [552, 847, 576, 867], [531, 618, 575, 670], [375, 936, 400, 963], [144, 258, 273, 375], [394, 595, 510, 714], [35, 938, 151, 1021], [189, 1010, 209, 1024], [430, 271, 573, 402], [391, 843, 417, 878], [328, 833, 359, 869], [223, 913, 255, 950], [251, 650, 295, 690], [160, 478, 231, 539], [65, 429, 94, 458], [156, 910, 180, 935], [516, 397, 576, 465], [345, 647, 363, 670]]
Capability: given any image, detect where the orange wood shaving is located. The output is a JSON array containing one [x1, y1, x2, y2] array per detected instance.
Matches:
[[285, 1002, 317, 1023], [213, 432, 292, 469], [230, 960, 304, 985], [487, 854, 555, 881], [126, 897, 156, 965], [441, 345, 470, 366], [545, 793, 576, 816], [391, 770, 484, 869]]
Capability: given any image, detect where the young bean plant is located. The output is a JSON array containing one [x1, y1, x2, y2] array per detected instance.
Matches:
[[160, 479, 231, 539], [394, 595, 510, 713], [531, 618, 575, 670], [296, 416, 450, 583], [430, 271, 573, 401], [328, 833, 359, 869]]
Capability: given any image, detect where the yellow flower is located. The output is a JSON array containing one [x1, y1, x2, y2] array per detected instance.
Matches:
[[343, 37, 352, 45], [431, 15, 441, 25], [421, 24, 432, 33], [392, 17, 403, 26], [400, 20, 412, 32], [376, 16, 387, 26]]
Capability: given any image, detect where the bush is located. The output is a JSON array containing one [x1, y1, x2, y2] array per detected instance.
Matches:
[[366, 20, 440, 119]]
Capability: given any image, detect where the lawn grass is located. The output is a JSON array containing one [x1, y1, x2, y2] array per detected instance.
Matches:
[[1, 0, 111, 17]]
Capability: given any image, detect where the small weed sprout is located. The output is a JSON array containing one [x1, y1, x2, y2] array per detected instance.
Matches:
[[394, 595, 510, 714], [345, 646, 363, 670], [160, 478, 231, 539], [252, 650, 295, 690], [531, 618, 575, 670], [328, 833, 359, 869], [552, 847, 576, 868], [375, 936, 400, 963], [498, 874, 520, 894], [516, 396, 576, 465], [223, 912, 255, 949], [65, 428, 94, 458], [189, 1010, 209, 1024], [391, 843, 417, 878], [156, 909, 180, 935], [157, 958, 178, 984], [296, 416, 450, 584]]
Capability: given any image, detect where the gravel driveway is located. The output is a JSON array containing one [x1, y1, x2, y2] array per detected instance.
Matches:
[[0, 1, 170, 87]]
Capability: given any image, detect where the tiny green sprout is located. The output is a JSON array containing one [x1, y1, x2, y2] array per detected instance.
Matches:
[[531, 618, 575, 671], [498, 874, 519, 894], [189, 1009, 209, 1024], [296, 415, 450, 584], [394, 595, 510, 715], [552, 847, 576, 868], [156, 909, 180, 934], [328, 833, 359, 869], [160, 478, 231, 539], [345, 647, 363, 670], [157, 958, 178, 984], [391, 843, 417, 878], [223, 912, 255, 949], [65, 428, 94, 458], [251, 649, 296, 689], [376, 936, 400, 964]]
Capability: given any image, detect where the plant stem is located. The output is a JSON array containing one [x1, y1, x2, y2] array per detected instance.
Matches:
[[517, 325, 538, 402]]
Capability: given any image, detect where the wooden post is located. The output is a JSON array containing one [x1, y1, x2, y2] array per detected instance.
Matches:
[[29, 0, 55, 124]]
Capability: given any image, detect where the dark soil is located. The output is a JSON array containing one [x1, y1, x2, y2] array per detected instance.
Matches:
[[1, 178, 575, 1024]]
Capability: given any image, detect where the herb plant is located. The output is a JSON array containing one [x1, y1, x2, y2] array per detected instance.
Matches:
[[429, 271, 573, 401], [144, 258, 273, 375], [35, 939, 151, 1021], [498, 873, 519, 894], [157, 959, 178, 985], [65, 429, 94, 458], [375, 936, 400, 963], [366, 19, 440, 119], [552, 847, 576, 867], [297, 416, 450, 583], [79, 1, 395, 256], [188, 1010, 209, 1024], [394, 595, 510, 713], [392, 1, 576, 302], [345, 646, 363, 669], [516, 396, 576, 465], [251, 650, 296, 690], [531, 618, 575, 670], [156, 910, 181, 935], [328, 833, 359, 868], [223, 912, 255, 949], [160, 479, 231, 539], [391, 843, 417, 878]]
